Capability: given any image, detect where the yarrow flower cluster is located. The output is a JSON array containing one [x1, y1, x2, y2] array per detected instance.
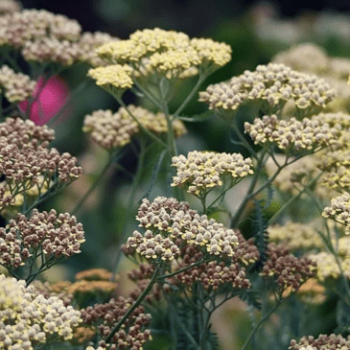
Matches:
[[323, 193, 350, 234], [261, 244, 316, 291], [0, 65, 36, 103], [81, 297, 152, 350], [124, 196, 239, 261], [199, 63, 336, 116], [0, 118, 82, 201], [83, 105, 186, 150], [96, 28, 232, 80], [171, 151, 253, 195], [290, 334, 350, 350], [0, 0, 21, 15], [244, 114, 338, 151], [268, 221, 325, 251], [0, 274, 81, 349], [0, 209, 85, 269]]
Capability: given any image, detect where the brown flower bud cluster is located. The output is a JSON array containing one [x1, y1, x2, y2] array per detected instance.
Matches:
[[268, 221, 325, 251], [244, 115, 338, 151], [83, 105, 186, 150], [0, 117, 82, 193], [81, 297, 152, 350], [0, 209, 85, 269], [261, 243, 316, 291], [0, 0, 21, 15], [97, 28, 231, 81], [125, 196, 239, 261], [0, 185, 14, 211], [323, 193, 350, 234], [0, 65, 36, 102], [199, 63, 336, 114], [168, 231, 259, 290], [0, 274, 81, 350], [171, 151, 253, 195], [290, 334, 350, 350]]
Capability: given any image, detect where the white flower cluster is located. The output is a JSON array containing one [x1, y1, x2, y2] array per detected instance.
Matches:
[[171, 151, 253, 195], [323, 193, 350, 234], [0, 274, 81, 350]]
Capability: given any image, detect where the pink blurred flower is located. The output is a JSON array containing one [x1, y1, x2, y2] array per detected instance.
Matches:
[[19, 75, 70, 125]]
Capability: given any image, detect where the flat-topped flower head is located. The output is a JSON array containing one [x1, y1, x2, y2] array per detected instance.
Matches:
[[199, 63, 336, 118], [0, 65, 36, 103], [245, 114, 338, 153], [83, 105, 186, 150], [96, 28, 231, 80], [0, 274, 81, 349], [323, 193, 350, 234], [124, 196, 239, 262], [0, 209, 85, 269], [171, 150, 253, 195], [290, 334, 350, 350], [88, 64, 133, 94], [269, 221, 325, 252], [0, 0, 21, 15]]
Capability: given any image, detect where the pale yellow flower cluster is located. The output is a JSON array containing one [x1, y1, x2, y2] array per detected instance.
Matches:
[[199, 63, 336, 114], [83, 105, 186, 150], [88, 64, 133, 92], [97, 28, 232, 80], [244, 115, 338, 151], [0, 274, 81, 350], [0, 65, 36, 103], [171, 151, 253, 195], [125, 197, 239, 261], [273, 43, 350, 111], [323, 193, 350, 234], [268, 221, 325, 251], [0, 0, 21, 15]]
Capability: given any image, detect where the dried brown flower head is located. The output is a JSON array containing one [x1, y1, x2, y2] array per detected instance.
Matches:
[[290, 334, 350, 350]]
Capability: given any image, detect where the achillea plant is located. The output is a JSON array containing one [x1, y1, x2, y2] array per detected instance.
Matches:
[[1, 1, 350, 349]]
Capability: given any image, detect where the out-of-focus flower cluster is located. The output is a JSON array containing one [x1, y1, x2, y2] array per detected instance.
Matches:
[[0, 65, 36, 103], [171, 151, 253, 195], [199, 63, 336, 116], [0, 209, 85, 269], [123, 196, 239, 261], [273, 43, 350, 112], [290, 333, 350, 350], [81, 297, 152, 350], [268, 221, 325, 251], [0, 8, 118, 67], [323, 193, 350, 234], [83, 105, 186, 150], [261, 243, 316, 291], [96, 28, 232, 82], [0, 117, 82, 210], [0, 0, 21, 15], [0, 274, 81, 350], [244, 114, 338, 152]]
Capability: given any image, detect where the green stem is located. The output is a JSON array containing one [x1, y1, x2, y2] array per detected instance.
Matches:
[[72, 155, 114, 216], [116, 96, 167, 148], [173, 74, 207, 117], [240, 299, 284, 350], [104, 266, 159, 343]]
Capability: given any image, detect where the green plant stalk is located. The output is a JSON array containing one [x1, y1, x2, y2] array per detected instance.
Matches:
[[72, 155, 114, 216], [104, 266, 160, 343]]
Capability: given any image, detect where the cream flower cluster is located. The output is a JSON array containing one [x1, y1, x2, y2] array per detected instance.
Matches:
[[290, 334, 350, 350], [244, 115, 338, 151], [317, 149, 350, 192], [199, 63, 336, 114], [323, 193, 350, 234], [0, 209, 85, 269], [83, 105, 186, 150], [0, 65, 36, 103], [97, 28, 232, 80], [268, 221, 325, 251], [125, 196, 239, 261], [0, 274, 81, 350], [0, 0, 21, 15], [88, 64, 133, 92], [171, 151, 253, 195]]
